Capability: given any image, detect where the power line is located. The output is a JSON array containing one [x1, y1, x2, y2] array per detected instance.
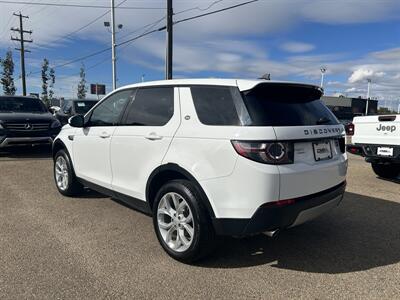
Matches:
[[174, 0, 259, 25], [0, 1, 164, 9], [174, 0, 225, 16], [118, 15, 166, 41], [35, 0, 128, 48], [27, 0, 260, 75]]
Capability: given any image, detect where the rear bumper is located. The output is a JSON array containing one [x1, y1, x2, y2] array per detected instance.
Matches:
[[0, 136, 53, 148], [212, 181, 346, 236], [354, 143, 400, 163]]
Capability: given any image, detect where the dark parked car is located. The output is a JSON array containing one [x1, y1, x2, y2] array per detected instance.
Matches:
[[0, 96, 62, 148], [56, 99, 98, 125]]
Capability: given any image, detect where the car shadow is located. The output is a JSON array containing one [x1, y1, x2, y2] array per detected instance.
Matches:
[[0, 145, 52, 160], [376, 176, 400, 184], [198, 192, 400, 274], [75, 188, 108, 199]]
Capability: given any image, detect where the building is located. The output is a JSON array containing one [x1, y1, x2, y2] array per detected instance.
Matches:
[[322, 96, 378, 120]]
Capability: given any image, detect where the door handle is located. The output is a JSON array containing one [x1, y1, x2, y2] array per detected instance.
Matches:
[[145, 132, 163, 141], [99, 132, 111, 139]]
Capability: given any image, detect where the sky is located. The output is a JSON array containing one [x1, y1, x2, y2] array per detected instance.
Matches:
[[0, 0, 400, 109]]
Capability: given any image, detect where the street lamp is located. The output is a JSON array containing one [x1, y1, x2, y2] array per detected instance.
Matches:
[[366, 78, 371, 115], [104, 1, 123, 91], [320, 66, 327, 89]]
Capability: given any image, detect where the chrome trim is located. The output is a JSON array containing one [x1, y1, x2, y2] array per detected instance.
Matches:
[[0, 137, 53, 148]]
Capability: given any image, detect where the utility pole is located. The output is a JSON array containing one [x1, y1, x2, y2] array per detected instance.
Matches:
[[366, 78, 371, 116], [11, 12, 32, 96], [166, 0, 173, 80], [110, 0, 117, 90]]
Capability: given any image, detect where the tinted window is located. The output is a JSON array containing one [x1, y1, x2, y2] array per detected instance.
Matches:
[[242, 84, 339, 126], [0, 97, 47, 113], [89, 90, 132, 126], [191, 86, 244, 126], [74, 101, 97, 115], [61, 101, 72, 113], [124, 87, 174, 126]]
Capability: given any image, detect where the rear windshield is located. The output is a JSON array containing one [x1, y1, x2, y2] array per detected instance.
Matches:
[[242, 84, 339, 126], [190, 84, 339, 127], [0, 97, 47, 113], [74, 101, 97, 114]]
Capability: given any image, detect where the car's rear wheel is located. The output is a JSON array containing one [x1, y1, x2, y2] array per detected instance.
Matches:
[[54, 149, 83, 196], [152, 180, 215, 263], [371, 163, 400, 179]]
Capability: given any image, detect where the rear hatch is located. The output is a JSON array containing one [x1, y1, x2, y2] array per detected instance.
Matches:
[[241, 83, 347, 200], [352, 115, 400, 146]]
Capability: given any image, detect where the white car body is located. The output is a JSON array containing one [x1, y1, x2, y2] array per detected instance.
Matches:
[[53, 79, 347, 236], [351, 115, 400, 176], [352, 115, 400, 146]]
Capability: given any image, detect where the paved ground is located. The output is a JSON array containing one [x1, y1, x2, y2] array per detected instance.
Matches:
[[0, 147, 399, 299]]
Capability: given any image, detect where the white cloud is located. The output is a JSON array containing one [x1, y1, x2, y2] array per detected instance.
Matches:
[[280, 42, 315, 53], [348, 68, 386, 83]]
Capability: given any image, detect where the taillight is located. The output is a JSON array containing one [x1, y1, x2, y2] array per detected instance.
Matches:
[[231, 140, 294, 165], [346, 122, 354, 136], [338, 137, 345, 153]]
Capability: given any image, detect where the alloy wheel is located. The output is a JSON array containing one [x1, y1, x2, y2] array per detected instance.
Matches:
[[157, 192, 195, 252]]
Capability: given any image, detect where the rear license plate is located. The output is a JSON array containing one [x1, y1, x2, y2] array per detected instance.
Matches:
[[313, 140, 332, 161], [377, 147, 394, 157]]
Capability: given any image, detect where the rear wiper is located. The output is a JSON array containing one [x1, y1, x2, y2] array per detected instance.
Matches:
[[316, 117, 331, 125]]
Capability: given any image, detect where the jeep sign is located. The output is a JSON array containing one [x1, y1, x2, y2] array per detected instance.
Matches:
[[376, 124, 397, 132]]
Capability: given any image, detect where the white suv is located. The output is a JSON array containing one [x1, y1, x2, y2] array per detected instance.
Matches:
[[53, 79, 348, 262]]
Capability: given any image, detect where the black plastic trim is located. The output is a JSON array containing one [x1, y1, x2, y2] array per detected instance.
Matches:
[[77, 178, 152, 215], [146, 163, 216, 218]]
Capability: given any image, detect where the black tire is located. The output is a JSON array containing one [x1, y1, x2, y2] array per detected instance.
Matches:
[[371, 163, 400, 179], [152, 180, 216, 263], [54, 149, 83, 196]]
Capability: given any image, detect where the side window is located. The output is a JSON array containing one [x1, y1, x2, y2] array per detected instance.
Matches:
[[191, 86, 246, 126], [89, 89, 132, 126], [124, 87, 174, 126]]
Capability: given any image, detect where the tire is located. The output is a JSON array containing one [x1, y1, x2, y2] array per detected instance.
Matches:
[[54, 149, 83, 196], [371, 163, 400, 179], [152, 180, 216, 263]]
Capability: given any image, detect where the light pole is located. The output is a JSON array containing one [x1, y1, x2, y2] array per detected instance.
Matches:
[[104, 0, 123, 91], [320, 67, 327, 89], [366, 78, 371, 115]]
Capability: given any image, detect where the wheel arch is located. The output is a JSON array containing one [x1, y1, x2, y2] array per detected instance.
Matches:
[[52, 138, 68, 160], [146, 163, 216, 218]]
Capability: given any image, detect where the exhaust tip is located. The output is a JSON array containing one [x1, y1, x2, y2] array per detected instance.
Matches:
[[263, 229, 280, 238]]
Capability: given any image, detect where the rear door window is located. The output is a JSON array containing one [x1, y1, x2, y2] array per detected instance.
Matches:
[[242, 83, 339, 126], [190, 86, 250, 126], [123, 87, 174, 126]]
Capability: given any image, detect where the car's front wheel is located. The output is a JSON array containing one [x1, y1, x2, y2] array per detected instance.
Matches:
[[152, 180, 215, 263], [54, 149, 83, 196]]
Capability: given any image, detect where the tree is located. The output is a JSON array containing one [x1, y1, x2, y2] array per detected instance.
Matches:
[[77, 63, 87, 99], [49, 67, 55, 100], [41, 58, 50, 107], [0, 50, 16, 95]]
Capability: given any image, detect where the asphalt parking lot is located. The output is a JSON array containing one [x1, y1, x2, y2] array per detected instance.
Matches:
[[0, 147, 399, 299]]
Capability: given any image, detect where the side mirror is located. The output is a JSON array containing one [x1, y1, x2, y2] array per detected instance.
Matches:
[[68, 115, 85, 128]]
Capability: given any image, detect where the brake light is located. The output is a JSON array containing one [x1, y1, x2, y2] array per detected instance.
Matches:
[[346, 122, 354, 136], [231, 140, 294, 164]]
